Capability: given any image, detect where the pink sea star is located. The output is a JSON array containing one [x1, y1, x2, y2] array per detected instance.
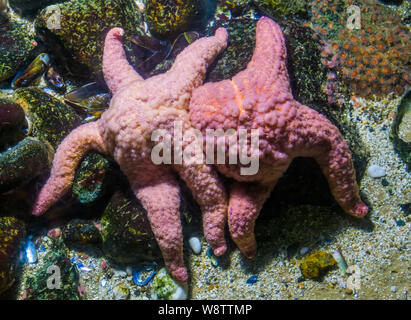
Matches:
[[33, 27, 229, 282], [189, 17, 369, 259]]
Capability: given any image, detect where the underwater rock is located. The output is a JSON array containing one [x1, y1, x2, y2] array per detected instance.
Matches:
[[205, 18, 257, 82], [8, 0, 60, 12], [282, 22, 329, 108], [113, 284, 130, 300], [72, 152, 112, 204], [218, 0, 253, 17], [188, 236, 201, 254], [0, 20, 36, 82], [151, 268, 188, 300], [368, 164, 386, 178], [61, 218, 102, 246], [391, 89, 411, 166], [145, 0, 198, 39], [0, 216, 26, 295], [35, 0, 144, 80], [13, 88, 81, 149], [299, 250, 337, 279], [254, 0, 310, 18], [100, 190, 161, 263], [24, 248, 80, 300], [0, 137, 49, 193], [0, 97, 27, 149]]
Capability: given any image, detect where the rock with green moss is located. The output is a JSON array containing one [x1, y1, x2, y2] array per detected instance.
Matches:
[[218, 0, 253, 16], [299, 250, 337, 279], [0, 20, 36, 82], [254, 0, 310, 18], [0, 137, 50, 193], [35, 0, 144, 79], [0, 97, 27, 149], [25, 247, 80, 300], [72, 152, 112, 204], [62, 218, 102, 246], [145, 0, 198, 39], [391, 89, 411, 167], [100, 190, 161, 263], [8, 0, 60, 12], [13, 88, 81, 150], [151, 268, 188, 300], [282, 22, 329, 108], [205, 19, 257, 82], [0, 216, 26, 295]]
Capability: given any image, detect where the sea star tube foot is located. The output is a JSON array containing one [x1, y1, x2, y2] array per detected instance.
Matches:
[[189, 17, 369, 258], [33, 27, 229, 283]]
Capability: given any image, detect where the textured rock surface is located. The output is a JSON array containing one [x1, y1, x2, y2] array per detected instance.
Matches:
[[35, 0, 144, 80], [0, 20, 36, 82]]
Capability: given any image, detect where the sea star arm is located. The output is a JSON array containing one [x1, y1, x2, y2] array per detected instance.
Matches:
[[228, 181, 275, 258], [32, 121, 106, 216], [173, 161, 228, 257], [166, 28, 228, 94], [296, 106, 369, 217], [102, 27, 144, 95], [134, 174, 187, 283]]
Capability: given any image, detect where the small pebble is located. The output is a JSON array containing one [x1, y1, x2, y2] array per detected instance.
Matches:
[[395, 219, 405, 227], [368, 165, 386, 178], [300, 247, 309, 255], [188, 236, 202, 254], [246, 275, 258, 284], [391, 286, 397, 293], [381, 179, 389, 186]]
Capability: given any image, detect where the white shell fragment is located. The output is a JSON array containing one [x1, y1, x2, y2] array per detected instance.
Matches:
[[188, 236, 202, 254], [368, 165, 386, 178]]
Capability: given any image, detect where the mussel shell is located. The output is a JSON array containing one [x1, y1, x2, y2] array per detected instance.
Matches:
[[11, 53, 50, 89], [46, 67, 65, 91]]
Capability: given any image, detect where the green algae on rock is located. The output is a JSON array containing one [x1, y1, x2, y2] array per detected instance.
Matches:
[[391, 89, 411, 166], [151, 267, 187, 300], [299, 250, 337, 279], [283, 22, 329, 108], [205, 19, 257, 82], [73, 152, 112, 204], [0, 137, 49, 193], [13, 88, 81, 150], [254, 0, 310, 18], [0, 20, 36, 82], [145, 0, 198, 39], [62, 218, 102, 245], [0, 216, 26, 295], [218, 0, 253, 16], [0, 97, 27, 149], [35, 0, 144, 79], [24, 247, 80, 300], [101, 190, 160, 263], [8, 0, 60, 12]]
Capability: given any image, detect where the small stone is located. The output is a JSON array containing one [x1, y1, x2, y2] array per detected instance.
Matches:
[[188, 236, 201, 254], [151, 268, 188, 300], [395, 219, 405, 227], [391, 286, 397, 293], [299, 250, 337, 279], [381, 179, 389, 187], [367, 165, 386, 178], [113, 284, 130, 300], [300, 247, 309, 255]]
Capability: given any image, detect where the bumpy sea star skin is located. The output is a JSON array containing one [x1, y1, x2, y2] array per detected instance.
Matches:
[[189, 17, 369, 259], [33, 27, 229, 282]]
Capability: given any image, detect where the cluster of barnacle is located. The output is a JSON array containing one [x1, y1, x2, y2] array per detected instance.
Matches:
[[311, 0, 410, 102]]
